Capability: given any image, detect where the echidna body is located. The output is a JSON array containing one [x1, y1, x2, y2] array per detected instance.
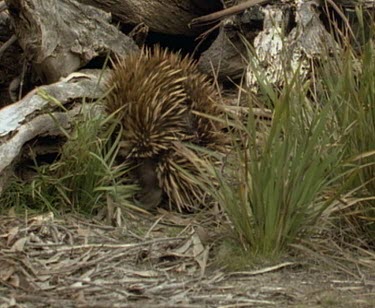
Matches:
[[105, 47, 225, 211]]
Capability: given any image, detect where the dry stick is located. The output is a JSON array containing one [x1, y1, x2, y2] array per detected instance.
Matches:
[[228, 262, 296, 276], [0, 34, 17, 59], [24, 237, 186, 253], [190, 0, 270, 27]]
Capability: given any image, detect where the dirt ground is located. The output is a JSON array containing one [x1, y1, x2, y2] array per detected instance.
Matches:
[[0, 211, 374, 308]]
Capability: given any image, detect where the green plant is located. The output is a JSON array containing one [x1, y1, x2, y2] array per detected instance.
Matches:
[[48, 114, 137, 213], [195, 69, 344, 259], [317, 37, 375, 243], [1, 103, 138, 215]]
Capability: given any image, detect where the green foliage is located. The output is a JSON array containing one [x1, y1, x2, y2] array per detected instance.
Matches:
[[213, 238, 257, 271], [196, 14, 375, 260], [1, 106, 137, 215], [209, 78, 343, 258], [317, 38, 375, 242]]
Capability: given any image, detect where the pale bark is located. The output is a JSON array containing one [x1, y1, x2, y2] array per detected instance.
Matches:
[[5, 0, 138, 83]]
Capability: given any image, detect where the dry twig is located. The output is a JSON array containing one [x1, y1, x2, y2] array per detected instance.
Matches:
[[190, 0, 269, 27]]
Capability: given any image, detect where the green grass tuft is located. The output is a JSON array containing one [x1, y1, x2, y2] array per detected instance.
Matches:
[[210, 79, 343, 259], [317, 37, 375, 244], [0, 103, 138, 216]]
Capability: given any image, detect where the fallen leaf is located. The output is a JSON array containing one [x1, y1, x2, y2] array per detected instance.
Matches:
[[0, 264, 16, 281], [192, 233, 209, 277], [5, 226, 19, 246], [10, 237, 28, 252], [29, 212, 54, 225]]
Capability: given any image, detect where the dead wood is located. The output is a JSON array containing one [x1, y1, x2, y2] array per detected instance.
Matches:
[[0, 70, 107, 192], [5, 0, 138, 83], [76, 0, 223, 36], [198, 24, 248, 82], [190, 0, 269, 27], [197, 0, 375, 82], [1, 0, 375, 191], [194, 1, 271, 83], [197, 2, 264, 82], [0, 213, 374, 307]]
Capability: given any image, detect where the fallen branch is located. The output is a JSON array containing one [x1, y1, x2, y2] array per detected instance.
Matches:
[[228, 262, 296, 277]]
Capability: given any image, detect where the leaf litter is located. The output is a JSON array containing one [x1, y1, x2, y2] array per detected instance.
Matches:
[[0, 211, 374, 308]]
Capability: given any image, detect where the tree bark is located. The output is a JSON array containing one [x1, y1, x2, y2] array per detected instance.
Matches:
[[5, 0, 138, 83], [76, 0, 223, 35]]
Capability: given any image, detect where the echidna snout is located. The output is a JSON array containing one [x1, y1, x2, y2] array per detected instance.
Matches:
[[134, 158, 163, 210]]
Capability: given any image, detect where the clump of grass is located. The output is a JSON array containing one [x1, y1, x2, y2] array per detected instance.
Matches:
[[197, 71, 344, 259], [1, 102, 137, 215], [45, 114, 137, 214], [213, 238, 258, 271], [317, 32, 375, 244], [195, 10, 375, 261], [213, 237, 282, 270], [0, 176, 56, 214]]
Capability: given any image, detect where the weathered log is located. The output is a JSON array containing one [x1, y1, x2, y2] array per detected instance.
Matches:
[[76, 0, 223, 36], [5, 0, 138, 83], [0, 69, 107, 192], [197, 4, 264, 82], [245, 1, 347, 91], [198, 25, 248, 82]]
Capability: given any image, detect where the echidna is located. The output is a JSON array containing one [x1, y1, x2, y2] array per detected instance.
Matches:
[[105, 46, 225, 212]]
